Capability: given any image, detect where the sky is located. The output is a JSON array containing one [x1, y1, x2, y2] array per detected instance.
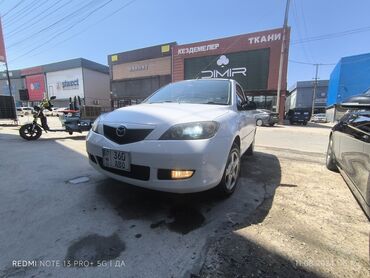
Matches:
[[0, 0, 370, 88]]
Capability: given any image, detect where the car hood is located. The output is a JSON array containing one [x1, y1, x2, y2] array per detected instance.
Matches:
[[102, 103, 230, 126]]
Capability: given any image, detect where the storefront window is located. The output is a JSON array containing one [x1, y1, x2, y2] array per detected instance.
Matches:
[[249, 95, 277, 111]]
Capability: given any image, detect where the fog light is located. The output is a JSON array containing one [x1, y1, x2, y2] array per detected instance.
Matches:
[[171, 170, 194, 179]]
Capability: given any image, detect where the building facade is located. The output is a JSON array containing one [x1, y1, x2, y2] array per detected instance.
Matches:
[[108, 43, 176, 108], [0, 58, 110, 108], [108, 28, 290, 117], [0, 70, 25, 106], [286, 80, 329, 114], [172, 28, 290, 116]]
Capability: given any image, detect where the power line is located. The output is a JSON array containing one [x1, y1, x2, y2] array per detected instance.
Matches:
[[289, 59, 335, 66], [292, 26, 370, 44], [9, 0, 115, 62], [46, 0, 138, 48], [3, 0, 49, 27], [2, 0, 27, 17], [7, 0, 101, 49], [5, 0, 73, 39], [291, 0, 313, 63], [9, 0, 138, 62], [296, 0, 315, 63]]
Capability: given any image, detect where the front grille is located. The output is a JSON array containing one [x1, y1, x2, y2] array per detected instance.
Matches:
[[103, 125, 153, 145], [96, 157, 150, 181]]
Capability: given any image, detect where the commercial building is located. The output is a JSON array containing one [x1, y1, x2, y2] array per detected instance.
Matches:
[[0, 58, 110, 108], [108, 28, 290, 117], [286, 80, 329, 115], [0, 70, 25, 107], [172, 28, 290, 116], [326, 53, 370, 121], [108, 43, 176, 108]]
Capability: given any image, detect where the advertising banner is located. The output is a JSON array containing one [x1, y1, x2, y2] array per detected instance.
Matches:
[[184, 49, 270, 90], [0, 17, 6, 63], [26, 74, 45, 101], [173, 27, 290, 92], [46, 68, 84, 99]]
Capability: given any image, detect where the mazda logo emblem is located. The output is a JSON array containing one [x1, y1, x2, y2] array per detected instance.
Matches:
[[116, 125, 126, 137]]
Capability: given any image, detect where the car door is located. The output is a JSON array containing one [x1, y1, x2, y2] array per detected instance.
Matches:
[[338, 112, 370, 206], [235, 83, 254, 152], [347, 113, 370, 209]]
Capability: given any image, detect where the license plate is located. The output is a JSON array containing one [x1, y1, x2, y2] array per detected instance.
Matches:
[[102, 149, 131, 172]]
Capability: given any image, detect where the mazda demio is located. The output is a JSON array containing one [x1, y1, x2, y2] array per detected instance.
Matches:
[[86, 79, 257, 195]]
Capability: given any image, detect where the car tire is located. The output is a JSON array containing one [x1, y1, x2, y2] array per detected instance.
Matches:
[[217, 142, 241, 196], [256, 119, 263, 126], [326, 136, 338, 172]]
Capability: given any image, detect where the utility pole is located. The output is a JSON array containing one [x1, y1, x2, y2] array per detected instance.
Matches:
[[311, 64, 319, 118], [276, 0, 290, 123], [4, 61, 12, 98]]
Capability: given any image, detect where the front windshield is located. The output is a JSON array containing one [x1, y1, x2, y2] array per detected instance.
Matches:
[[144, 80, 231, 105]]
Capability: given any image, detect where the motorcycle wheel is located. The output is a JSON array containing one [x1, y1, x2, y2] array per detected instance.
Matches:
[[19, 124, 42, 140]]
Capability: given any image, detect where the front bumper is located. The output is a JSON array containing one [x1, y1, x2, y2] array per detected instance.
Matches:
[[86, 131, 231, 193]]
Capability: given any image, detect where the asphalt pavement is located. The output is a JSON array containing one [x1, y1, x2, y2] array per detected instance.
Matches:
[[0, 119, 368, 278]]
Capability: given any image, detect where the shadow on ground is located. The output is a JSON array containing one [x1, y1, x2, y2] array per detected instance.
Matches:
[[94, 150, 318, 276], [0, 129, 320, 276], [196, 153, 320, 278]]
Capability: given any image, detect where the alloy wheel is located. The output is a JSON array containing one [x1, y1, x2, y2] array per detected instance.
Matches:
[[225, 150, 240, 190]]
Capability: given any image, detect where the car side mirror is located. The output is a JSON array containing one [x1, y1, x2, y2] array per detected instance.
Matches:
[[242, 101, 257, 110], [50, 96, 56, 100]]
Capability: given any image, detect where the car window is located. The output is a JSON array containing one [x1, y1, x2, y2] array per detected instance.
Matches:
[[236, 93, 243, 110], [235, 84, 246, 110], [349, 113, 370, 133], [236, 84, 246, 101], [145, 80, 231, 105]]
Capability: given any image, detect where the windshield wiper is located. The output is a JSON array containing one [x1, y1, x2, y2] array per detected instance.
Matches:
[[204, 101, 225, 105], [148, 100, 174, 104]]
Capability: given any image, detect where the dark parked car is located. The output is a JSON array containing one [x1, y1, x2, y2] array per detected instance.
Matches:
[[252, 109, 279, 126], [286, 108, 310, 125], [326, 94, 370, 219]]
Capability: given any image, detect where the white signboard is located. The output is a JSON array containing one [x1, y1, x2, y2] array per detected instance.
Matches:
[[46, 68, 84, 99]]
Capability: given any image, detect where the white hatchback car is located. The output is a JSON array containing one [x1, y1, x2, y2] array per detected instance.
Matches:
[[86, 79, 257, 195]]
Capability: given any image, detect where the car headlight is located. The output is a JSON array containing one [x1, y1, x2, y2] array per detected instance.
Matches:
[[160, 121, 219, 140], [91, 117, 101, 134]]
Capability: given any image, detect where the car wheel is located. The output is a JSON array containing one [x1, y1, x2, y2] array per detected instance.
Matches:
[[217, 142, 241, 196], [326, 136, 338, 172], [256, 119, 263, 126]]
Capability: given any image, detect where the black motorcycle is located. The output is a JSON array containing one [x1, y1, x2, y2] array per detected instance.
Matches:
[[19, 96, 92, 140]]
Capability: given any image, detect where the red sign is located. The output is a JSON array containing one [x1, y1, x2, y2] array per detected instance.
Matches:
[[26, 74, 45, 101], [0, 17, 6, 63]]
